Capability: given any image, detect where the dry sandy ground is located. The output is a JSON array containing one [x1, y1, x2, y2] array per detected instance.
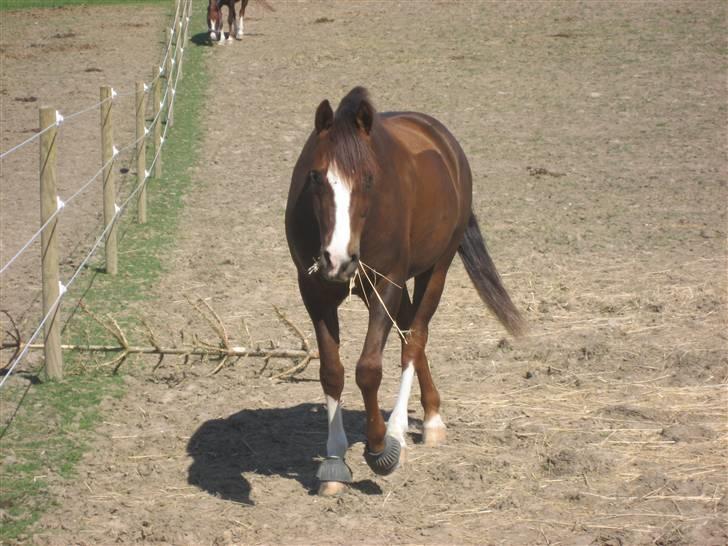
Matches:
[[3, 1, 727, 545], [0, 3, 170, 356]]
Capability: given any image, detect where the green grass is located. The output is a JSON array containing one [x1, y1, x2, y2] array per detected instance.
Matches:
[[0, 376, 124, 541], [0, 0, 168, 10], [0, 2, 207, 540]]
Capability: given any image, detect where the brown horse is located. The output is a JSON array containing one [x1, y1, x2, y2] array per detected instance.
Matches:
[[207, 0, 249, 42], [285, 87, 525, 495]]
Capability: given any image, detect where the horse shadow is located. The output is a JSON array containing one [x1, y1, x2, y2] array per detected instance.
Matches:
[[190, 31, 264, 47], [190, 31, 214, 47], [186, 403, 386, 504]]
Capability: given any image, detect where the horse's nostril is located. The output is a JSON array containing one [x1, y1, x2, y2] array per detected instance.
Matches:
[[351, 253, 359, 263], [323, 251, 332, 267]]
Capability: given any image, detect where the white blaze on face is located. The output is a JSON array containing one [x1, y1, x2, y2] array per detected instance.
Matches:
[[326, 395, 348, 458], [325, 165, 352, 274], [387, 363, 415, 447]]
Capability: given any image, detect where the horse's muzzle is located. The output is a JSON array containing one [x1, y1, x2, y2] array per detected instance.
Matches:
[[319, 252, 359, 283]]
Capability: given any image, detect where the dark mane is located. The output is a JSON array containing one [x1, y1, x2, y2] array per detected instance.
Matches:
[[328, 87, 379, 183]]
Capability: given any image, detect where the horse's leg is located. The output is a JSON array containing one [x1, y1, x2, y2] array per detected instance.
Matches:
[[226, 1, 235, 41], [298, 274, 350, 496], [357, 279, 403, 475], [385, 289, 415, 463], [407, 251, 459, 447], [236, 0, 249, 38], [213, 5, 224, 44], [208, 1, 219, 42]]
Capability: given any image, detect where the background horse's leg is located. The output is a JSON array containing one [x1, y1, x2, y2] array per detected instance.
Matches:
[[298, 274, 350, 496], [385, 289, 415, 463], [208, 1, 219, 42], [407, 251, 459, 447], [226, 1, 236, 41], [236, 0, 249, 38], [357, 279, 403, 475]]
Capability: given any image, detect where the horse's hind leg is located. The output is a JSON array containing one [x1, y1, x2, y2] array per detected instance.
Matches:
[[406, 258, 457, 447], [235, 0, 248, 38], [226, 2, 236, 41]]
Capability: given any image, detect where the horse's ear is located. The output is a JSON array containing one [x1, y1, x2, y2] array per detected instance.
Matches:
[[356, 101, 374, 134], [315, 100, 333, 134]]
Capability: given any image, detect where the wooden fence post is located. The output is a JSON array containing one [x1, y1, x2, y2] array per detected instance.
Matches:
[[135, 81, 147, 224], [39, 107, 63, 380], [152, 73, 162, 178], [100, 85, 117, 275]]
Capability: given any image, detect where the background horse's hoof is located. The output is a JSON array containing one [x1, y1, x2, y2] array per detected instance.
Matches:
[[316, 456, 353, 483], [318, 481, 347, 496], [364, 435, 401, 476], [423, 424, 447, 447]]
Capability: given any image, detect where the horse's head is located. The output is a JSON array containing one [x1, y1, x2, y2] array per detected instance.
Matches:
[[305, 87, 379, 283], [207, 0, 222, 41]]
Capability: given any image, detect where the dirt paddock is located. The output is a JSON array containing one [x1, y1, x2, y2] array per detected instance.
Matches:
[[1, 1, 726, 545]]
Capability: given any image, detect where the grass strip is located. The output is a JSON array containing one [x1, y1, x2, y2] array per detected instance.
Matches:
[[0, 2, 207, 540]]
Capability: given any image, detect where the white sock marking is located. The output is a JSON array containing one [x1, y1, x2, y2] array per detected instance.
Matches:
[[424, 414, 445, 430], [387, 363, 415, 447], [325, 165, 352, 275], [237, 16, 244, 37], [326, 395, 348, 458]]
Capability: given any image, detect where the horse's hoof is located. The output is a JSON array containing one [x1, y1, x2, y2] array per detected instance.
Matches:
[[236, 31, 243, 39], [209, 31, 217, 42], [423, 424, 447, 447], [364, 435, 401, 476], [316, 456, 353, 484], [318, 481, 347, 496]]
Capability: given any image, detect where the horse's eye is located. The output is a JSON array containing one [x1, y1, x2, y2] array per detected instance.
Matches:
[[308, 170, 323, 188], [364, 174, 373, 191]]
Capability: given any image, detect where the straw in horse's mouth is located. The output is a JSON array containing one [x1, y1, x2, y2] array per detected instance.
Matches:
[[306, 258, 408, 343]]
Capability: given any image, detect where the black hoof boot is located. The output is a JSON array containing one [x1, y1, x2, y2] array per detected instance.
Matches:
[[316, 456, 353, 483], [364, 435, 401, 476]]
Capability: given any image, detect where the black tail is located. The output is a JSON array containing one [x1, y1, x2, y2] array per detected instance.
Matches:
[[457, 213, 526, 337]]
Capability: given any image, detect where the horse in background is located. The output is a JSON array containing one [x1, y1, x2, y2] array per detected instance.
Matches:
[[208, 0, 249, 43], [285, 87, 526, 495]]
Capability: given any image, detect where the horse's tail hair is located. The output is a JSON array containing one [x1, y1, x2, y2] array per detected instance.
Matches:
[[457, 213, 527, 337]]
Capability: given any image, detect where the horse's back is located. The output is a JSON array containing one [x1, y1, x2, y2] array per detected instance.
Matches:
[[382, 111, 467, 167], [379, 112, 473, 275]]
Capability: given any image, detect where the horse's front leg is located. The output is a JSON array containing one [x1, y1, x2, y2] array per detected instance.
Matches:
[[298, 274, 351, 495], [357, 279, 403, 476]]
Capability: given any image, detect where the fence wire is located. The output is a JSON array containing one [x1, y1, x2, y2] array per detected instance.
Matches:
[[0, 0, 192, 387], [0, 1, 182, 162]]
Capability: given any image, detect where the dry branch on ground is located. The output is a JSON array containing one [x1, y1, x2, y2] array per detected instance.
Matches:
[[0, 299, 318, 379]]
